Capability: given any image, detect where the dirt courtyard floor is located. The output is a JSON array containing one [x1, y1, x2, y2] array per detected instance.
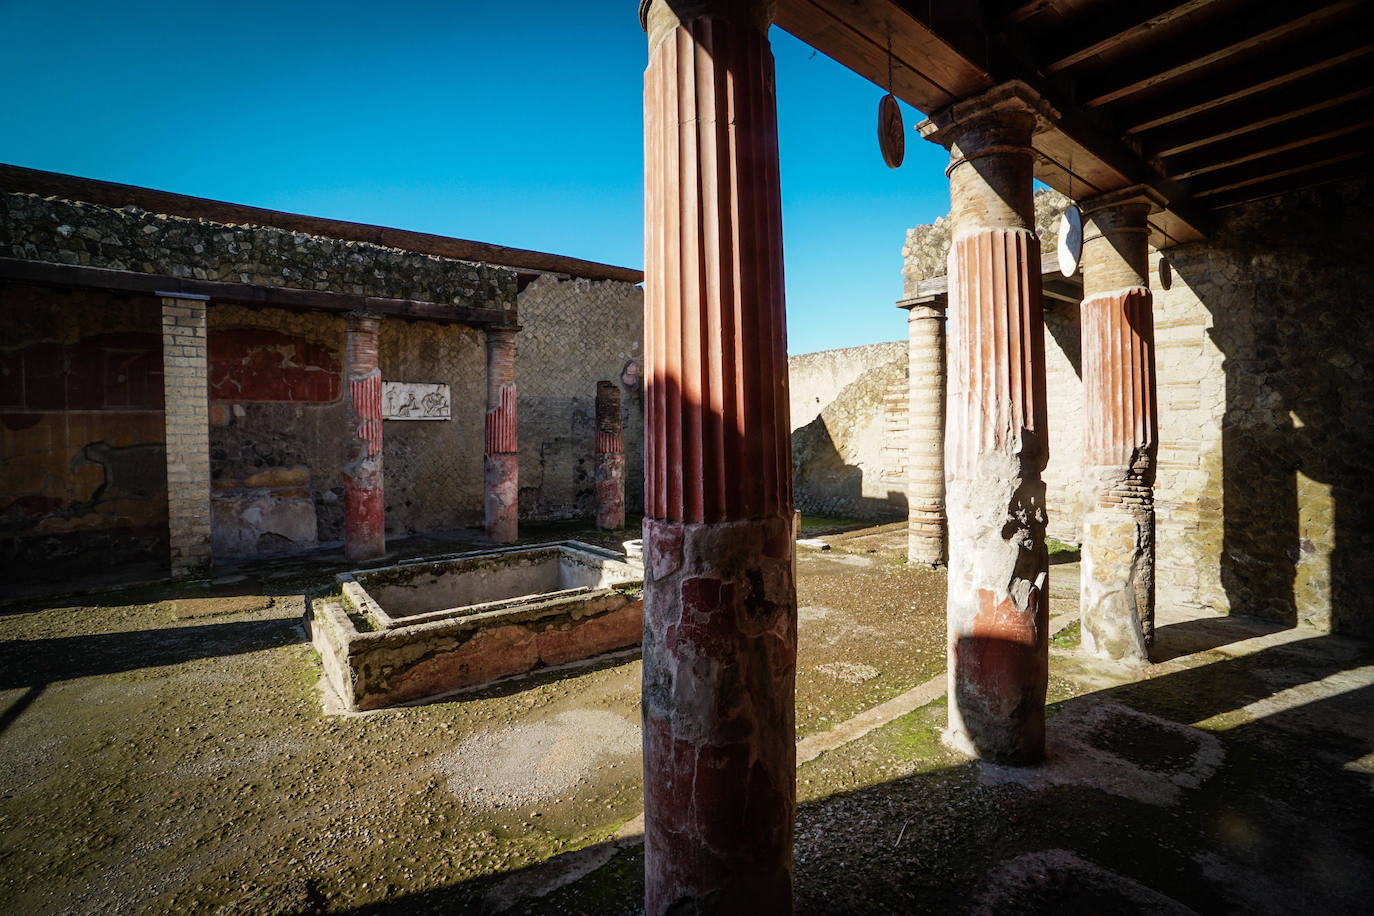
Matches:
[[2, 519, 1372, 914]]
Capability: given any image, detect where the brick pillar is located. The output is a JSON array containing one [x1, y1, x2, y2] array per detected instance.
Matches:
[[904, 295, 947, 566], [484, 326, 519, 544], [922, 90, 1050, 764], [1078, 189, 1159, 664], [344, 314, 385, 563], [595, 380, 626, 530], [641, 0, 797, 911], [159, 293, 212, 578]]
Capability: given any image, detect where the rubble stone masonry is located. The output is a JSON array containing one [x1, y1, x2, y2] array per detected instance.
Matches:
[[1, 192, 518, 310]]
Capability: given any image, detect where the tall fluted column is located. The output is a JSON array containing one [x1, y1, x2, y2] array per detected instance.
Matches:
[[1078, 189, 1159, 664], [344, 314, 385, 563], [595, 381, 626, 530], [641, 0, 797, 911], [921, 89, 1050, 764], [904, 295, 947, 565], [484, 327, 519, 544]]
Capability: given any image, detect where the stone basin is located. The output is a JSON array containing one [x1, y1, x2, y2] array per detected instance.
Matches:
[[307, 541, 643, 711]]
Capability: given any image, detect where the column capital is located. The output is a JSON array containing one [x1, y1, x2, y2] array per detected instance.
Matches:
[[155, 290, 211, 302], [1079, 184, 1167, 216], [917, 80, 1058, 152], [640, 0, 774, 48], [904, 297, 948, 322]]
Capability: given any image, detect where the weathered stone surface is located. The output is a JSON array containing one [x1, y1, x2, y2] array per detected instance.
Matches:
[[1078, 196, 1157, 664], [0, 191, 518, 310], [211, 492, 318, 558], [929, 99, 1049, 764], [1151, 175, 1373, 637], [641, 517, 797, 913], [788, 342, 909, 522]]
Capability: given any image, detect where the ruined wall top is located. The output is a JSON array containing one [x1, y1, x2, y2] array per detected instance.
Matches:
[[902, 187, 1069, 297], [1, 191, 519, 312]]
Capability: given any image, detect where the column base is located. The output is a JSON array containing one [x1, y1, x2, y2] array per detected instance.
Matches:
[[484, 453, 518, 544], [344, 458, 386, 563], [945, 468, 1049, 765], [595, 452, 626, 531], [1080, 506, 1154, 665], [642, 514, 797, 915]]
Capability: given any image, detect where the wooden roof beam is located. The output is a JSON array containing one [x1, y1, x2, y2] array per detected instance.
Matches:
[[1190, 130, 1374, 199], [1207, 153, 1374, 209], [1043, 0, 1226, 74], [1147, 83, 1374, 158], [1083, 0, 1362, 109], [1166, 107, 1374, 180], [1122, 39, 1373, 135]]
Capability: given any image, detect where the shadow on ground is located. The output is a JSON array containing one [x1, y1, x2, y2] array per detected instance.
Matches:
[[335, 621, 1374, 915]]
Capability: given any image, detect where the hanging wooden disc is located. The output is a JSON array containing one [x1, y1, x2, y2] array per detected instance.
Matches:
[[878, 93, 904, 169]]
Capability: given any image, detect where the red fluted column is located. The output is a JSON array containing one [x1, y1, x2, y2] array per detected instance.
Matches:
[[595, 380, 626, 530], [922, 89, 1050, 764], [641, 0, 797, 910], [344, 314, 385, 562], [1078, 189, 1159, 663], [484, 326, 519, 544]]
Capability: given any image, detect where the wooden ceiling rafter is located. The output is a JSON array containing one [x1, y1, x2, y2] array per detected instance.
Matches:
[[1120, 39, 1374, 135], [776, 0, 1370, 247], [1081, 0, 1363, 109], [1042, 0, 1228, 75], [1147, 83, 1374, 159]]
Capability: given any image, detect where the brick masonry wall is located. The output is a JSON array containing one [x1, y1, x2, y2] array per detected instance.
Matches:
[[789, 342, 909, 521], [162, 297, 212, 576], [514, 277, 645, 522], [1, 191, 518, 312], [1150, 175, 1373, 637]]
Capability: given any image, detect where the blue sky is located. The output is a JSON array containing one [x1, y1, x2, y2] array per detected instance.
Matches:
[[0, 1, 951, 354]]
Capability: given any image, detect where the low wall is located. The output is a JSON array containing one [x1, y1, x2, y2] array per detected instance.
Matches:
[[789, 341, 908, 521]]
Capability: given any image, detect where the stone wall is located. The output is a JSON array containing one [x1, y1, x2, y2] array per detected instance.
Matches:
[[1, 190, 644, 573], [514, 276, 645, 523], [205, 306, 488, 557], [0, 284, 168, 581], [1, 192, 518, 311], [789, 341, 909, 521], [1151, 175, 1373, 637]]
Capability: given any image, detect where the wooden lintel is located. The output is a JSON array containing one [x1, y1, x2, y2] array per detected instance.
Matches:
[[775, 0, 994, 114], [0, 258, 516, 327]]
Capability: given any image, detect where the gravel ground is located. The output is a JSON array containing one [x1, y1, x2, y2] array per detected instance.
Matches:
[[0, 519, 947, 914]]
